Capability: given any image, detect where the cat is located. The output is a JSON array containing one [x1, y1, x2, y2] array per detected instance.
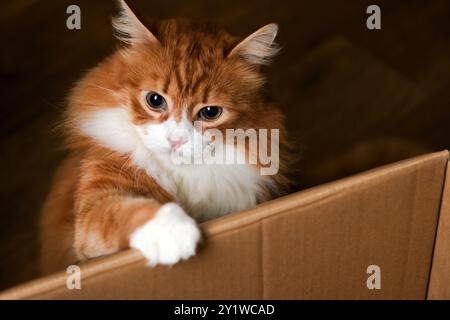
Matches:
[[39, 0, 290, 275]]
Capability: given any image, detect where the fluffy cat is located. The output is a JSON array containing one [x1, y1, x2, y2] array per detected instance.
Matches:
[[39, 0, 290, 274]]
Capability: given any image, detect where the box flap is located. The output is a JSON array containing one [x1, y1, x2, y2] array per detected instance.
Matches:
[[0, 151, 448, 299], [427, 160, 450, 299]]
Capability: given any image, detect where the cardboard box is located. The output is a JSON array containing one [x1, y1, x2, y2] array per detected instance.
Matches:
[[1, 150, 449, 300]]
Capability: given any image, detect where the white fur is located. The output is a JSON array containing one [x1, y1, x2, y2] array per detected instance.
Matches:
[[229, 23, 280, 65], [78, 107, 272, 221], [79, 107, 140, 153], [129, 203, 201, 266], [112, 0, 158, 45]]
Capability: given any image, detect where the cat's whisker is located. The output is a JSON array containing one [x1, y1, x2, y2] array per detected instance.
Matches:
[[89, 84, 116, 94]]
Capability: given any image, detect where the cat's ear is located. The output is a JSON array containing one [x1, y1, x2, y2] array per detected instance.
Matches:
[[228, 23, 280, 65], [112, 0, 158, 45]]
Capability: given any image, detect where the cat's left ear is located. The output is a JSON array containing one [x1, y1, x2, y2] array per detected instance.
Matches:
[[112, 0, 158, 45], [228, 23, 280, 65]]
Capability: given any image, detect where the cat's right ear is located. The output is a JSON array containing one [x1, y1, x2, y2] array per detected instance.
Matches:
[[112, 0, 158, 45]]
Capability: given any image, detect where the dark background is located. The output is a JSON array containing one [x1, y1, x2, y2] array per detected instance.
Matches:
[[1, 0, 449, 291]]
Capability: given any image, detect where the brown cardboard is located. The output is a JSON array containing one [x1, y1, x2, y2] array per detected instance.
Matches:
[[0, 151, 448, 300], [427, 160, 450, 299]]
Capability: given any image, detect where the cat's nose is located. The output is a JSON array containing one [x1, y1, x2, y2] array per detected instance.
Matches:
[[167, 137, 187, 150]]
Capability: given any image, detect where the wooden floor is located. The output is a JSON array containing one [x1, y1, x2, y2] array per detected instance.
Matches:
[[1, 0, 450, 290]]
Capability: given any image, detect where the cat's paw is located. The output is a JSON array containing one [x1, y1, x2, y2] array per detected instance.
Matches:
[[129, 202, 201, 266]]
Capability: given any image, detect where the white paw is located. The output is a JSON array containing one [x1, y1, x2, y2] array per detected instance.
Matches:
[[129, 202, 201, 266]]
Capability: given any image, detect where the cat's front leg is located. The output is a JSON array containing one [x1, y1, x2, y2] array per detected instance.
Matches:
[[72, 152, 202, 266], [74, 195, 201, 266], [129, 202, 201, 266]]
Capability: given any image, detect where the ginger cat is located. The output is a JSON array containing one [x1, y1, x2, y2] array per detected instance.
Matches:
[[40, 0, 290, 275]]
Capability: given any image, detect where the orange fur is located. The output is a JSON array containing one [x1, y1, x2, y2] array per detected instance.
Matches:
[[40, 4, 291, 274]]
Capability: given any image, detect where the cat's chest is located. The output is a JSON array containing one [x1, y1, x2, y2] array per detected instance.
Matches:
[[132, 148, 269, 221], [153, 163, 266, 221]]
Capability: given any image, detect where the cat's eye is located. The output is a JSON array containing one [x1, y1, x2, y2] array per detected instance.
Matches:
[[197, 106, 223, 120], [145, 92, 166, 110]]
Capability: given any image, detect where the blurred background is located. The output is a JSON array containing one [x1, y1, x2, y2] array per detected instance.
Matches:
[[1, 0, 449, 291]]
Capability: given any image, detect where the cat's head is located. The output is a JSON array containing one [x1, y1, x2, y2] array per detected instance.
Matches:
[[68, 0, 285, 176]]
